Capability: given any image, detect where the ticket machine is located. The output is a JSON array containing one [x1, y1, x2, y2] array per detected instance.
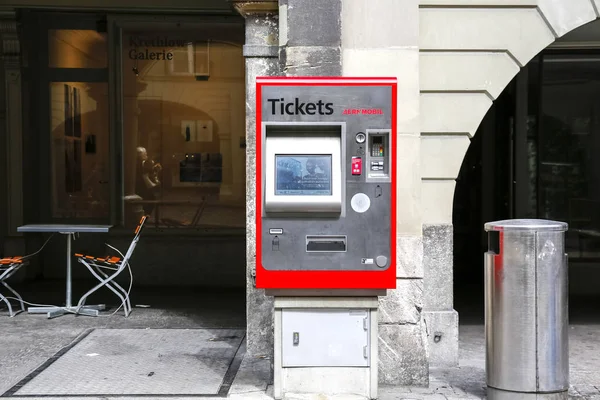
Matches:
[[255, 77, 397, 399]]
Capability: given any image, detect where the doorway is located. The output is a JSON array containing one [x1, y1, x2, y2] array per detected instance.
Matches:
[[453, 48, 600, 324]]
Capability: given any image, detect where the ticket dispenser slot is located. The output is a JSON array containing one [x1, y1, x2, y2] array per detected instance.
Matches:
[[306, 235, 347, 252]]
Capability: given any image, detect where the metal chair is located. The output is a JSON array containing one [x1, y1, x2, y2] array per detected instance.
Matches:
[[0, 256, 29, 317], [74, 215, 147, 317]]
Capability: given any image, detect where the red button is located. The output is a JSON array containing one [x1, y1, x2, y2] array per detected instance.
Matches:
[[352, 157, 362, 175]]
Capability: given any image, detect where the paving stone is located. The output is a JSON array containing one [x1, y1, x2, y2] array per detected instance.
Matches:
[[450, 387, 471, 397], [433, 386, 456, 396], [410, 387, 438, 394], [446, 397, 483, 400], [573, 385, 600, 397], [14, 328, 245, 396], [419, 395, 446, 400]]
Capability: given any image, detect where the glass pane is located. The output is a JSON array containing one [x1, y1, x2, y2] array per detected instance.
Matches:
[[540, 55, 600, 258], [122, 29, 245, 229], [49, 29, 107, 68], [50, 82, 109, 219], [524, 58, 541, 218]]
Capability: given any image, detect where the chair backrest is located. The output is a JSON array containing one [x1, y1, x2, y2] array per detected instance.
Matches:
[[122, 215, 148, 263]]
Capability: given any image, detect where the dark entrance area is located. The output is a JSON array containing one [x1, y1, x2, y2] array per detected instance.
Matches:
[[453, 44, 600, 324]]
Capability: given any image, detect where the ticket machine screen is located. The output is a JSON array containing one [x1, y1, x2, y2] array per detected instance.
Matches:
[[275, 155, 332, 196]]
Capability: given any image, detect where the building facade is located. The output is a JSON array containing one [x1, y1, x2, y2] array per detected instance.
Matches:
[[1, 0, 600, 386]]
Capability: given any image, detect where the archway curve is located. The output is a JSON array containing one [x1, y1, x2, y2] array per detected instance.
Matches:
[[420, 1, 600, 225], [419, 1, 600, 367]]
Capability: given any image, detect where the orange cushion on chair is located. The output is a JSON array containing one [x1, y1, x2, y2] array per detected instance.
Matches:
[[75, 254, 121, 265], [0, 257, 22, 264]]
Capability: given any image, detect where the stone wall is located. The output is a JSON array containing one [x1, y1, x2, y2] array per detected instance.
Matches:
[[234, 1, 280, 357], [279, 0, 341, 75], [238, 0, 431, 384], [342, 0, 429, 385]]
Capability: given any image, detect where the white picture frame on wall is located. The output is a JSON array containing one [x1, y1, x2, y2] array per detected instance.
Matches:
[[180, 120, 213, 142], [181, 120, 197, 142]]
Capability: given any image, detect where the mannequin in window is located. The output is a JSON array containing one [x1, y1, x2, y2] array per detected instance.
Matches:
[[135, 146, 162, 216]]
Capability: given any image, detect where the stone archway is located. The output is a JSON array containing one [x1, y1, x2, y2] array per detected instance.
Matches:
[[419, 0, 600, 367]]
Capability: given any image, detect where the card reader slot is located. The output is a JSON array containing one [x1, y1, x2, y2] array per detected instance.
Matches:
[[306, 235, 347, 252]]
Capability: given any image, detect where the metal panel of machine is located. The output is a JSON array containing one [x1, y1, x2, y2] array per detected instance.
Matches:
[[255, 77, 397, 289], [281, 309, 369, 367]]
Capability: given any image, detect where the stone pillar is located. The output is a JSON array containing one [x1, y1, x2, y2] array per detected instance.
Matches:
[[341, 0, 429, 385], [232, 0, 279, 357], [279, 0, 341, 76], [229, 88, 246, 202], [423, 225, 459, 367]]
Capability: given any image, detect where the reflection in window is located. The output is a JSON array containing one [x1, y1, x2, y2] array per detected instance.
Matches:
[[122, 29, 245, 229], [49, 30, 107, 68], [50, 82, 109, 218], [539, 55, 600, 259]]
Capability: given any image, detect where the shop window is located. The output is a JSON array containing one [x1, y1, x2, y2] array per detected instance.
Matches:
[[122, 31, 245, 229], [48, 29, 107, 68], [49, 82, 109, 219]]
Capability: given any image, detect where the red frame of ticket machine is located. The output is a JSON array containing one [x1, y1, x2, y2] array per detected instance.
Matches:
[[255, 77, 397, 289]]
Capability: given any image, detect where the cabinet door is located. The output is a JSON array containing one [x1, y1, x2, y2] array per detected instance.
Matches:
[[282, 309, 369, 367]]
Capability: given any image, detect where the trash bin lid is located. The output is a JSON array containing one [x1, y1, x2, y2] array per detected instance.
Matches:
[[484, 219, 568, 232]]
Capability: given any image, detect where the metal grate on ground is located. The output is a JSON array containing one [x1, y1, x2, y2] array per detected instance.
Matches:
[[3, 328, 246, 398]]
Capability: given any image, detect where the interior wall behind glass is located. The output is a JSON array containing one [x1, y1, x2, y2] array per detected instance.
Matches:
[[48, 29, 107, 68], [121, 25, 245, 229], [50, 82, 109, 218], [47, 26, 109, 220]]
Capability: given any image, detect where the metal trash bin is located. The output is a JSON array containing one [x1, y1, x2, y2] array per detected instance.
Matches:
[[484, 219, 569, 400]]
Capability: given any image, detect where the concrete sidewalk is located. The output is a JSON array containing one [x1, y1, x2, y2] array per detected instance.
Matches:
[[227, 324, 600, 400], [1, 283, 598, 400], [1, 322, 599, 399]]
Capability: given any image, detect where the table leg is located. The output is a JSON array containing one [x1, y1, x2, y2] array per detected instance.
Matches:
[[48, 307, 100, 318], [28, 306, 66, 315], [28, 305, 103, 317], [66, 232, 72, 308], [28, 232, 106, 318]]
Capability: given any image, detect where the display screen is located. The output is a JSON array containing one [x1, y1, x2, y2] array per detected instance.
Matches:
[[275, 155, 332, 195]]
